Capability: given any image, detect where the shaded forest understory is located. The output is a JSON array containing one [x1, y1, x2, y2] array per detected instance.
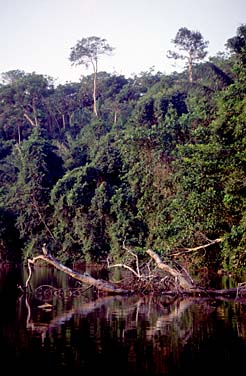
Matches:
[[0, 25, 246, 286]]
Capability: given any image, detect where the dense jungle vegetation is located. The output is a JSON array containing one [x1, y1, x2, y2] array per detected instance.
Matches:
[[0, 25, 246, 278]]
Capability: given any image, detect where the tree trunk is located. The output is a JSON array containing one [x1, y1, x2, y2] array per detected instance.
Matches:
[[24, 113, 36, 127], [92, 59, 98, 117], [17, 123, 21, 144], [188, 52, 193, 82]]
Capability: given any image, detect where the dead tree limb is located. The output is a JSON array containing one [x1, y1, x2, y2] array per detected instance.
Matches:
[[108, 262, 141, 278], [107, 243, 142, 278], [146, 249, 246, 299], [146, 249, 195, 290], [26, 254, 130, 295], [24, 245, 246, 300], [170, 238, 222, 257]]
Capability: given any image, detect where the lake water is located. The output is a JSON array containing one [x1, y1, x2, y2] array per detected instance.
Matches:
[[1, 264, 246, 375]]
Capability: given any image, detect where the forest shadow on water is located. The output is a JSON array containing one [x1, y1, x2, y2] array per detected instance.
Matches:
[[1, 264, 246, 375]]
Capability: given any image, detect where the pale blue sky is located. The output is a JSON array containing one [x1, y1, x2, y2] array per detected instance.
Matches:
[[1, 0, 245, 84]]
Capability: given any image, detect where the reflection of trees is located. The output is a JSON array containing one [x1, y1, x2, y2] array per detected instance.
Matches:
[[17, 288, 246, 376], [21, 290, 215, 346], [23, 293, 129, 343], [19, 259, 246, 348], [146, 297, 215, 345]]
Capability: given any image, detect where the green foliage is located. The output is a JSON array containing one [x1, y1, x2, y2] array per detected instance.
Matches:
[[169, 143, 225, 241], [0, 72, 54, 142], [6, 128, 64, 257], [226, 24, 246, 65], [50, 165, 100, 261], [0, 26, 246, 277]]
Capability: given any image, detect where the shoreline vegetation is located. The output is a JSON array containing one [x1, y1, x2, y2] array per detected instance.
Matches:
[[1, 25, 246, 283]]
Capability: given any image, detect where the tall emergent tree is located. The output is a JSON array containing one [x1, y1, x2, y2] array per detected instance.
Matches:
[[167, 27, 209, 82], [69, 36, 114, 117], [226, 24, 246, 65]]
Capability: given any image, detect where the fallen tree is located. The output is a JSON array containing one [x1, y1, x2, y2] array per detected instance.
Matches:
[[24, 243, 246, 300], [145, 249, 246, 299], [25, 245, 130, 295]]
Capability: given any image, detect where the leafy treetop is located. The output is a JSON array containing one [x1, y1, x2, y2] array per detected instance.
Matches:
[[167, 27, 209, 82]]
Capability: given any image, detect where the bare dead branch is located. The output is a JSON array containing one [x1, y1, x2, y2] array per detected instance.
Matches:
[[170, 238, 222, 257], [146, 249, 195, 290], [122, 242, 141, 277], [108, 262, 141, 277]]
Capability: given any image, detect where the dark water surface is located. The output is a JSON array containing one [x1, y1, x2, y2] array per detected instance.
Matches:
[[1, 264, 246, 375]]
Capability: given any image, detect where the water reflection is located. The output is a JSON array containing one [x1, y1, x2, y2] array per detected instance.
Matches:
[[1, 265, 246, 375]]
